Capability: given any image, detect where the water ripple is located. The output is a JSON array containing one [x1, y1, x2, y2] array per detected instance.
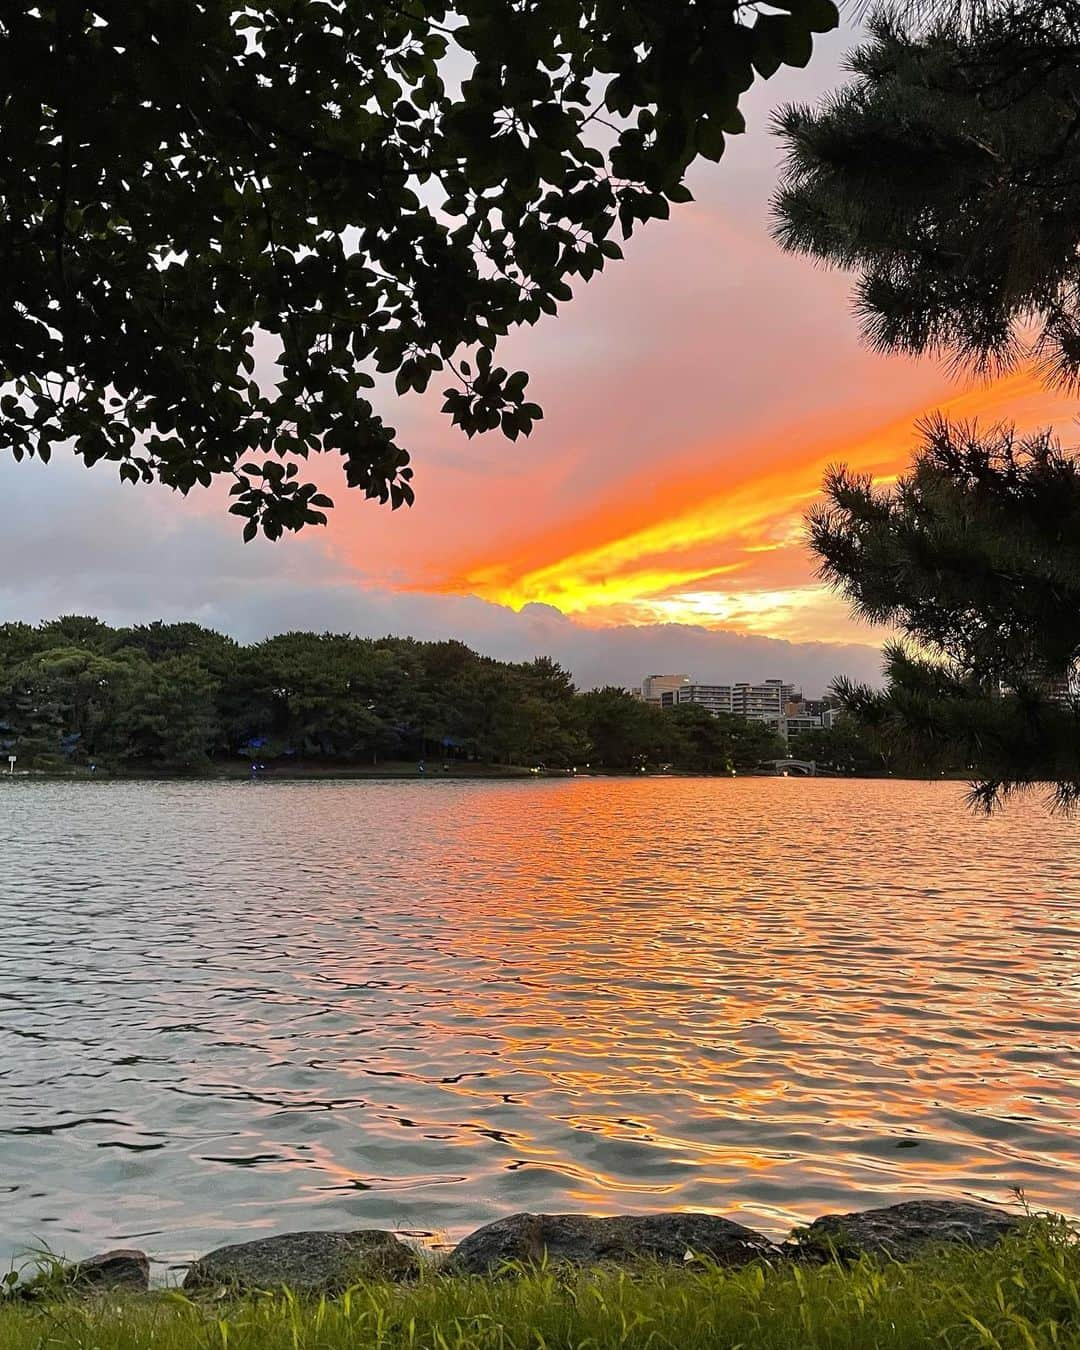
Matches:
[[1, 777, 1078, 1265]]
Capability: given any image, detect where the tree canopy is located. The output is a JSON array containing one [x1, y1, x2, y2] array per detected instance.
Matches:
[[3, 0, 836, 538], [788, 714, 882, 774], [0, 617, 790, 775], [772, 2, 1080, 390]]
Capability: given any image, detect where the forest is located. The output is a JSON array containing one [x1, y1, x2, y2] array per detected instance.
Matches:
[[0, 617, 869, 776]]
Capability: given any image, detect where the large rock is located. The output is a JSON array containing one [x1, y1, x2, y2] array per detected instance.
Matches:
[[450, 1212, 779, 1275], [801, 1199, 1025, 1261], [183, 1230, 419, 1293]]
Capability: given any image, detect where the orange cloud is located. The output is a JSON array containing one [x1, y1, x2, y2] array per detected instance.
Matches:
[[422, 370, 1077, 643]]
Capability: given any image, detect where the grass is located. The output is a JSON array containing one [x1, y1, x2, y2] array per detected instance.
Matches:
[[2, 1222, 1079, 1350]]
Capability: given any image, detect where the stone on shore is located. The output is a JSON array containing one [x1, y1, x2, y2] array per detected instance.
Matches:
[[64, 1248, 150, 1293], [801, 1199, 1025, 1261], [182, 1230, 419, 1293], [450, 1212, 779, 1274]]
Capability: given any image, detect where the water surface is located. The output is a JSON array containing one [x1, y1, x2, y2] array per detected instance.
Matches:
[[1, 778, 1078, 1273]]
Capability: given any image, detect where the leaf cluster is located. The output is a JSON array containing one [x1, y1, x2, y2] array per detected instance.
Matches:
[[2, 0, 837, 536]]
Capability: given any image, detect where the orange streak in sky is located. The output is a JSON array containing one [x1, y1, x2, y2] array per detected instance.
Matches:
[[422, 370, 1077, 641]]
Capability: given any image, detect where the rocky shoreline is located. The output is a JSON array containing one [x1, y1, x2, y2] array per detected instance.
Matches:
[[12, 1198, 1039, 1298]]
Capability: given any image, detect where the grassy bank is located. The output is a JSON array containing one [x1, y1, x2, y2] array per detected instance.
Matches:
[[4, 1223, 1079, 1350]]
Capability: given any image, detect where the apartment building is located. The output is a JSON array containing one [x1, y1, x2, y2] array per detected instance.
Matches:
[[654, 677, 801, 724], [641, 673, 690, 704], [671, 683, 735, 714], [731, 679, 798, 721], [778, 715, 824, 740]]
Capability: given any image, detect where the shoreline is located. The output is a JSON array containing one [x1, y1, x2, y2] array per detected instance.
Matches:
[[3, 1206, 1076, 1350], [1, 765, 963, 783], [3, 1198, 1061, 1290]]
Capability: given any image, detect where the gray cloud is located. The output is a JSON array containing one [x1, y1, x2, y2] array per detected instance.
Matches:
[[0, 454, 883, 694]]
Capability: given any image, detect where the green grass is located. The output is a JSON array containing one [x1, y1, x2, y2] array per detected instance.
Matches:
[[3, 1222, 1078, 1350]]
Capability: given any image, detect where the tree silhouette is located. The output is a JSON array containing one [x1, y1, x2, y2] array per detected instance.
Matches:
[[2, 0, 836, 537], [810, 417, 1080, 811], [773, 3, 1080, 390], [772, 1, 1080, 809]]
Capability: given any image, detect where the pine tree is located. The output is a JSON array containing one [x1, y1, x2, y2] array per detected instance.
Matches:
[[811, 416, 1080, 810], [773, 2, 1080, 389], [772, 1, 1080, 809]]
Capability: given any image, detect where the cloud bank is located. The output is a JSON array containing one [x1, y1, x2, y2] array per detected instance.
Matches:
[[0, 454, 883, 694]]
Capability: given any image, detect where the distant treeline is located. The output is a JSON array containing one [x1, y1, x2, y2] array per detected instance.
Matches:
[[0, 617, 878, 776]]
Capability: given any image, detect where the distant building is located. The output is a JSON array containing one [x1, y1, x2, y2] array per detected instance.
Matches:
[[673, 683, 735, 715], [997, 666, 1077, 703], [652, 677, 802, 725], [778, 714, 823, 741], [642, 673, 690, 705], [731, 680, 798, 722], [644, 673, 840, 735]]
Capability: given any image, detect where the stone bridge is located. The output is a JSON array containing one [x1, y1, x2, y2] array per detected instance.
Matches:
[[764, 758, 816, 776]]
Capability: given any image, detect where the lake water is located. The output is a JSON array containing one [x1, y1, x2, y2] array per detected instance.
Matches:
[[1, 777, 1078, 1276]]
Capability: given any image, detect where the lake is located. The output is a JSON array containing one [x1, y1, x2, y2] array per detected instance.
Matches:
[[1, 777, 1078, 1275]]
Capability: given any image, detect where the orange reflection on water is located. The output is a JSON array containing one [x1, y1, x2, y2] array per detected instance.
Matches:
[[269, 777, 1080, 1238], [5, 776, 1077, 1262]]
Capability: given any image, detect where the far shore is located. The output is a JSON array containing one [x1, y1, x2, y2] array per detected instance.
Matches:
[[0, 762, 962, 784]]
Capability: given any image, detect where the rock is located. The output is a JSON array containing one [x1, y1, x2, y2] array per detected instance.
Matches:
[[72, 1248, 150, 1291], [182, 1230, 418, 1293], [32, 1242, 150, 1296], [801, 1199, 1025, 1261], [450, 1212, 780, 1275]]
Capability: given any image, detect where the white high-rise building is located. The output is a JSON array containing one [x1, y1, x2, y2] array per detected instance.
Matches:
[[730, 680, 797, 722], [646, 675, 802, 723], [641, 673, 690, 704], [673, 684, 734, 714]]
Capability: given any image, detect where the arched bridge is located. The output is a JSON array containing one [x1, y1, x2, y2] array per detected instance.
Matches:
[[764, 758, 816, 776]]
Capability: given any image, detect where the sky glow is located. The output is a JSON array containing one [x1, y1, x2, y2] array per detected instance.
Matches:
[[3, 20, 1077, 689]]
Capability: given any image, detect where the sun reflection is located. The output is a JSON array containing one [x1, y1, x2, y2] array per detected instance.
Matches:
[[9, 777, 1077, 1258]]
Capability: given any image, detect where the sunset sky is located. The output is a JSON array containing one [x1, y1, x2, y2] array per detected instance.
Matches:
[[2, 18, 1076, 692]]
